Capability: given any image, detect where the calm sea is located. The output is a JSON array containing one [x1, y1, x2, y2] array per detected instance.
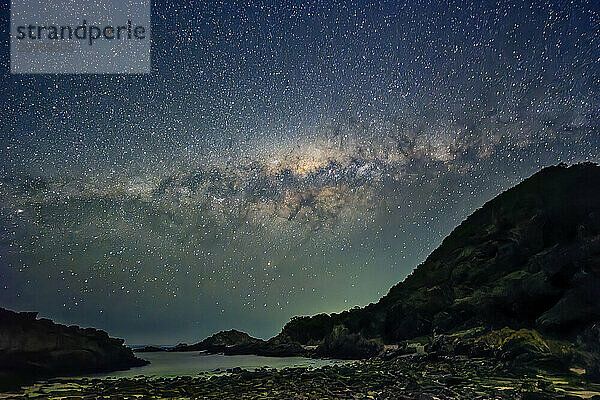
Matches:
[[83, 352, 346, 379]]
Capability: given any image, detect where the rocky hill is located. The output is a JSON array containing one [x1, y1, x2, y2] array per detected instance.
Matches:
[[274, 163, 600, 373], [145, 329, 306, 357], [0, 308, 148, 388], [165, 329, 266, 354]]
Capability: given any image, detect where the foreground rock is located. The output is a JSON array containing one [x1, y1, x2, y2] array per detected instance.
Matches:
[[7, 355, 600, 399], [0, 308, 148, 388]]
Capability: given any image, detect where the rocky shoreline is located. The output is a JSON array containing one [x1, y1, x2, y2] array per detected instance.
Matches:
[[3, 354, 600, 399]]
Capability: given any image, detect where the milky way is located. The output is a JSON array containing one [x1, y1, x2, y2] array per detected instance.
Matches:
[[0, 0, 599, 343]]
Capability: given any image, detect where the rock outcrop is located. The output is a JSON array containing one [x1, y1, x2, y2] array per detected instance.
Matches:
[[0, 308, 148, 388], [315, 325, 382, 359], [272, 163, 600, 372], [162, 329, 308, 357], [135, 345, 166, 352], [167, 330, 266, 354], [427, 327, 585, 372]]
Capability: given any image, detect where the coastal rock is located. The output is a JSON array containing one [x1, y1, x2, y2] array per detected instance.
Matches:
[[428, 327, 585, 373], [274, 164, 600, 370], [15, 355, 600, 399], [580, 323, 600, 380], [169, 329, 308, 357], [316, 325, 382, 359], [168, 330, 267, 355], [135, 345, 166, 352], [0, 308, 148, 388], [259, 334, 307, 357]]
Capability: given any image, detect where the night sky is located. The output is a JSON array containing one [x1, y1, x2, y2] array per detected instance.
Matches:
[[0, 0, 599, 344]]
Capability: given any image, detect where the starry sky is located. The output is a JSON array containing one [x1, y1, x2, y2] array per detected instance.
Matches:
[[0, 0, 599, 344]]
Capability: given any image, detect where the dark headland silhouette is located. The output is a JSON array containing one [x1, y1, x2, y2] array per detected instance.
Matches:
[[3, 163, 600, 395], [0, 307, 147, 388]]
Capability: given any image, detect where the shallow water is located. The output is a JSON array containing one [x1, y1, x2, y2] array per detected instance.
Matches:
[[84, 352, 346, 379]]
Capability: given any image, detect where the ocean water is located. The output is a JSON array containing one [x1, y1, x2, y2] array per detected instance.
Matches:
[[84, 352, 346, 379]]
